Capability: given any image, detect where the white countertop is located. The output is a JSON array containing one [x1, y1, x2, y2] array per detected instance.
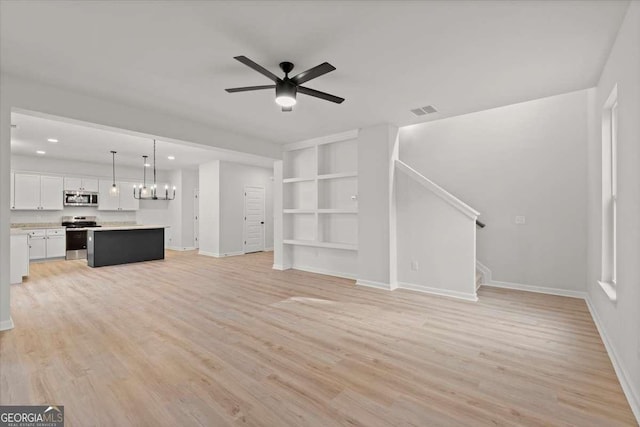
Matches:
[[86, 225, 170, 231]]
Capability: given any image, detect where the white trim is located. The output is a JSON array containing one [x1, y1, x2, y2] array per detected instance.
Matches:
[[483, 280, 586, 299], [283, 239, 358, 251], [597, 280, 617, 302], [0, 317, 15, 331], [395, 160, 480, 219], [264, 247, 274, 252], [475, 261, 492, 284], [586, 296, 640, 424], [398, 282, 478, 302], [283, 129, 358, 151], [356, 279, 392, 290], [272, 264, 290, 271], [198, 250, 218, 258], [291, 265, 357, 280], [198, 250, 245, 258], [166, 246, 196, 252]]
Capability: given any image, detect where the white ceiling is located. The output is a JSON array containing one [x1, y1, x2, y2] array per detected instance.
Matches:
[[0, 0, 629, 144], [10, 112, 275, 169]]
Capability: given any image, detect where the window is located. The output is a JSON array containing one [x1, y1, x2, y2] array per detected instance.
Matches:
[[599, 85, 618, 302]]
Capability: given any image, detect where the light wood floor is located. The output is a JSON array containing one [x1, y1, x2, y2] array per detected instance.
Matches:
[[0, 251, 636, 426]]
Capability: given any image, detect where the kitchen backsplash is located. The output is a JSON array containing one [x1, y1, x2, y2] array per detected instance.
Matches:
[[10, 207, 136, 225]]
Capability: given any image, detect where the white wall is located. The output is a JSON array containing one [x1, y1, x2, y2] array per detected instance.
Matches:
[[180, 169, 198, 249], [198, 160, 273, 257], [356, 124, 399, 287], [198, 161, 220, 256], [219, 161, 273, 254], [399, 90, 589, 293], [587, 2, 640, 420], [396, 172, 476, 299]]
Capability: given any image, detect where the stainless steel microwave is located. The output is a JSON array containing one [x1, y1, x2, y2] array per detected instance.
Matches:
[[63, 191, 99, 207]]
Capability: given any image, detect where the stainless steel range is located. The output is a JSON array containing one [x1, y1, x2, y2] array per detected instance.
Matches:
[[62, 216, 101, 260]]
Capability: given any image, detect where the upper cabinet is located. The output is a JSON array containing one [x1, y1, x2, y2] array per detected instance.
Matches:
[[98, 180, 139, 211], [13, 173, 63, 210], [64, 177, 99, 192]]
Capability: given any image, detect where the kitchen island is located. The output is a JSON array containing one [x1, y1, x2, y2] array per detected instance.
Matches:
[[86, 225, 168, 267]]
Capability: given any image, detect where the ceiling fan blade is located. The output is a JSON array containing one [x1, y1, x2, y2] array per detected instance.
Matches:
[[225, 85, 275, 93], [234, 56, 280, 82], [291, 62, 336, 85], [298, 86, 345, 104], [282, 107, 293, 112]]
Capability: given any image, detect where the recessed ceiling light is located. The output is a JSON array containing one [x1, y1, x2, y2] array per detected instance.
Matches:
[[167, 156, 175, 160], [47, 138, 58, 143], [36, 150, 46, 155]]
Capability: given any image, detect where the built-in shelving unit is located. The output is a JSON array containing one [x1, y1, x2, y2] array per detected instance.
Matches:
[[281, 131, 358, 252]]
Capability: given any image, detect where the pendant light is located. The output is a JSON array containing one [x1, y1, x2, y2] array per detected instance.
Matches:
[[134, 140, 176, 200], [109, 151, 119, 197]]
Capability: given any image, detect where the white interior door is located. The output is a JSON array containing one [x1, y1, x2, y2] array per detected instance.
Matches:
[[193, 188, 199, 249], [244, 186, 265, 254]]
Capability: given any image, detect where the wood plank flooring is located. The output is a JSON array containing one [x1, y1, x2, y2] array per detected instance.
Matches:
[[0, 251, 636, 426]]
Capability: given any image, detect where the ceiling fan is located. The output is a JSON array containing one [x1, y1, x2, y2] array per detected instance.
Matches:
[[225, 56, 345, 112]]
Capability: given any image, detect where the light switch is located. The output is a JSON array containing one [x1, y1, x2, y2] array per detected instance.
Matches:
[[515, 216, 526, 225]]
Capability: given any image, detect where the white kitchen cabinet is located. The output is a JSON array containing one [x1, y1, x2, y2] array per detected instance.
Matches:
[[40, 176, 64, 210], [64, 177, 99, 192], [14, 174, 41, 210], [29, 236, 47, 260], [46, 236, 66, 258], [10, 234, 30, 284], [24, 228, 66, 260], [98, 180, 139, 211], [13, 173, 63, 210]]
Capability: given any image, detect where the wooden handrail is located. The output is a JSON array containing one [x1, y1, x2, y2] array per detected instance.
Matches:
[[395, 160, 480, 220]]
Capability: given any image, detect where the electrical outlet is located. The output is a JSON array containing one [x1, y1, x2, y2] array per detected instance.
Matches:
[[411, 260, 419, 271], [515, 216, 526, 225]]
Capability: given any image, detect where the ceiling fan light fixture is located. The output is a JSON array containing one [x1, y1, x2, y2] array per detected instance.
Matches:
[[275, 80, 297, 107], [275, 95, 296, 107]]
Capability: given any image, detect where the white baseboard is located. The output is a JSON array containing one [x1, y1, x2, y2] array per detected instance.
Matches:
[[167, 246, 196, 252], [292, 264, 357, 280], [355, 279, 392, 290], [198, 250, 244, 258], [398, 282, 478, 302], [0, 317, 14, 331], [264, 247, 274, 252], [198, 250, 218, 258], [483, 280, 586, 299], [585, 296, 640, 424], [272, 264, 291, 271], [475, 260, 492, 284]]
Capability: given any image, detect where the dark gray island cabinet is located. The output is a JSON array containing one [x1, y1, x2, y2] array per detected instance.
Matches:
[[87, 226, 167, 267]]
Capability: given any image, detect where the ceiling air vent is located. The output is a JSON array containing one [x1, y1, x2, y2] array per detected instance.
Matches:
[[411, 105, 438, 117]]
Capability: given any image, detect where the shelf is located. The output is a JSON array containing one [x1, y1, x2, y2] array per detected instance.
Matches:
[[283, 177, 315, 183], [317, 172, 357, 180], [283, 239, 358, 251], [283, 209, 316, 214], [317, 209, 358, 214]]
